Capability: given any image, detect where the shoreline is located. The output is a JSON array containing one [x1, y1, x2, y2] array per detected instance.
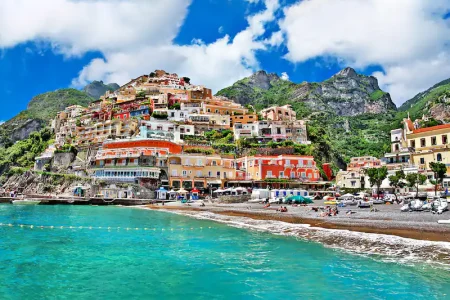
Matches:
[[146, 204, 450, 242]]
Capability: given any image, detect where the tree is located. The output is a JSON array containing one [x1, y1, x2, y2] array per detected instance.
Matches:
[[388, 170, 405, 203], [429, 162, 447, 195], [406, 173, 427, 198], [365, 166, 388, 198]]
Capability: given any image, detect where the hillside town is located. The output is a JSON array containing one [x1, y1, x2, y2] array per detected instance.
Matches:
[[27, 70, 450, 203], [32, 70, 321, 199]]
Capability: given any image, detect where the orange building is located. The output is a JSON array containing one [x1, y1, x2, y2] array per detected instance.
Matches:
[[236, 155, 320, 181], [347, 156, 381, 171], [230, 114, 258, 126], [92, 139, 183, 188]]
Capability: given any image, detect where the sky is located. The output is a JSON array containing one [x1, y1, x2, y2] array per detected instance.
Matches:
[[1, 0, 450, 121]]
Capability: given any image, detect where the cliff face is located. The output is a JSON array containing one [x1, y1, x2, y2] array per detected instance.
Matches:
[[293, 68, 396, 116], [398, 78, 450, 122], [216, 67, 396, 117], [216, 67, 397, 168]]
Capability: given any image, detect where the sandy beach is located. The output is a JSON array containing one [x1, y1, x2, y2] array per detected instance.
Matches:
[[146, 200, 450, 242]]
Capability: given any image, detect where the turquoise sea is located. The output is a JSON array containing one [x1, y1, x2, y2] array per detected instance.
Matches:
[[0, 205, 449, 300]]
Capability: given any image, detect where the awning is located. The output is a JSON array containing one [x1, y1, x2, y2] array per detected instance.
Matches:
[[207, 180, 222, 184]]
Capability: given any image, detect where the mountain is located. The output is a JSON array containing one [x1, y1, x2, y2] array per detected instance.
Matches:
[[217, 67, 396, 117], [398, 78, 450, 122], [217, 68, 397, 169], [0, 89, 94, 146], [83, 81, 119, 99]]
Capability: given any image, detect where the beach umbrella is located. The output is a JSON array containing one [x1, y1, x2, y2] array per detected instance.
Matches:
[[285, 195, 313, 204]]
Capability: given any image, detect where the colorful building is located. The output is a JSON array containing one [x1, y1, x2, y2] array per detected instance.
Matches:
[[92, 139, 183, 189], [168, 154, 236, 190], [260, 105, 297, 121], [347, 156, 382, 171], [76, 119, 139, 148], [233, 120, 309, 144], [235, 155, 320, 181]]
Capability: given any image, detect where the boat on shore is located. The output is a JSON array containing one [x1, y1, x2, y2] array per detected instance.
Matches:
[[12, 199, 41, 205]]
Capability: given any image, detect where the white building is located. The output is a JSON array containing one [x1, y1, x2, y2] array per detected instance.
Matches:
[[140, 120, 195, 142]]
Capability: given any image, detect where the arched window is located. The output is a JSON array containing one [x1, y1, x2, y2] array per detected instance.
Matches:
[[437, 153, 442, 162]]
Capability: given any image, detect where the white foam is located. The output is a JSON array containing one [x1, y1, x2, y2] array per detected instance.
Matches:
[[161, 209, 450, 270]]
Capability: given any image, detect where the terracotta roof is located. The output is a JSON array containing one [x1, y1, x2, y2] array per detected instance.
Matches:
[[412, 124, 450, 134], [405, 119, 414, 131]]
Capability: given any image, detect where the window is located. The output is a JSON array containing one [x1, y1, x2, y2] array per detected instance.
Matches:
[[267, 171, 273, 177], [432, 136, 437, 145], [410, 140, 416, 148], [420, 158, 425, 164], [215, 110, 219, 113], [437, 153, 442, 162], [301, 172, 306, 178], [216, 171, 220, 178], [279, 171, 284, 178], [308, 173, 312, 179], [212, 161, 217, 166], [208, 171, 212, 177], [290, 171, 295, 178], [182, 170, 187, 177], [351, 181, 356, 187], [420, 138, 426, 147], [197, 159, 202, 166], [395, 144, 399, 151], [443, 135, 448, 144]]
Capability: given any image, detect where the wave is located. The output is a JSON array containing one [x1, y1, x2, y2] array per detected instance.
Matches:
[[159, 209, 450, 269]]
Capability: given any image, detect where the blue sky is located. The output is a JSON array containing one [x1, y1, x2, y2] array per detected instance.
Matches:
[[1, 0, 450, 121]]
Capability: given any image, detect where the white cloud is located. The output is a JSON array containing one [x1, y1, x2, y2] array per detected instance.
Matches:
[[280, 72, 289, 81], [0, 0, 280, 94], [0, 0, 190, 56], [279, 0, 450, 104], [265, 31, 283, 47], [72, 0, 280, 92]]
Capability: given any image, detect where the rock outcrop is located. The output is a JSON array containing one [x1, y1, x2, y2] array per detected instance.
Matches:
[[216, 67, 396, 116], [293, 67, 396, 116]]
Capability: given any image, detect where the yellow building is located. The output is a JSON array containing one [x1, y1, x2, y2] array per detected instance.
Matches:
[[168, 154, 235, 189], [407, 124, 450, 173], [75, 119, 138, 148]]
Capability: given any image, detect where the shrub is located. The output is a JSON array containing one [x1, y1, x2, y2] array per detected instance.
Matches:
[[152, 112, 168, 120]]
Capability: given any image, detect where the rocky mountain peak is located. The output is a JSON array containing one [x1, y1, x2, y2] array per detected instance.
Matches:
[[334, 67, 357, 78], [247, 70, 281, 90]]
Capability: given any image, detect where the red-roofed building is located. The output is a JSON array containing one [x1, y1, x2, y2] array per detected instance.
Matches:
[[235, 155, 320, 182]]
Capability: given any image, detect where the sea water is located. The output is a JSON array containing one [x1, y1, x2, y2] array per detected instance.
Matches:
[[0, 205, 449, 300]]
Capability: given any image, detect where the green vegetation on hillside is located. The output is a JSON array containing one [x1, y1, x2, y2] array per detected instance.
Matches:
[[27, 88, 94, 121], [0, 88, 94, 147], [217, 71, 397, 170], [370, 90, 386, 101], [0, 128, 53, 176]]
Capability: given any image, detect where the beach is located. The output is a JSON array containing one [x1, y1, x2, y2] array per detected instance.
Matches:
[[143, 201, 450, 268], [145, 200, 450, 242]]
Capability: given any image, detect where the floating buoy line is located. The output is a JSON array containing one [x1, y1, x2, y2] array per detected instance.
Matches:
[[0, 223, 213, 231]]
